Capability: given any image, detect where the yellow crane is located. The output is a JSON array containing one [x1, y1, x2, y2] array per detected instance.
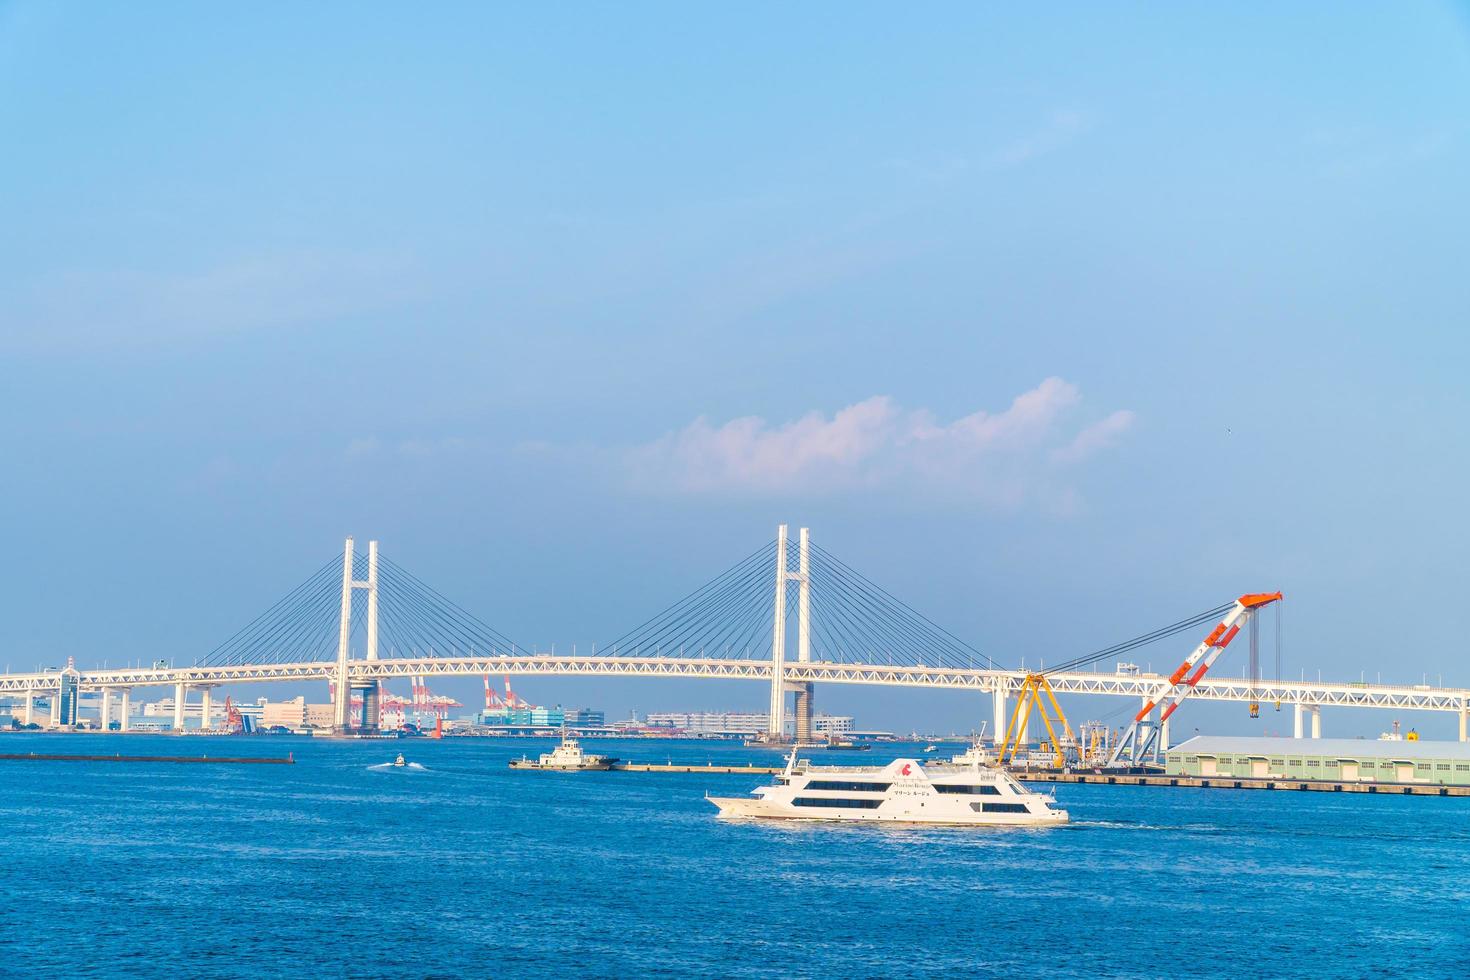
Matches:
[[998, 673, 1077, 769]]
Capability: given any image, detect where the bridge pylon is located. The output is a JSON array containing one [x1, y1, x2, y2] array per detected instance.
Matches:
[[768, 524, 812, 740], [333, 537, 380, 732]]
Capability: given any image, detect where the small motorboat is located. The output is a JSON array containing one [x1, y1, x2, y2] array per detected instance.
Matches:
[[392, 753, 406, 768], [923, 744, 938, 753]]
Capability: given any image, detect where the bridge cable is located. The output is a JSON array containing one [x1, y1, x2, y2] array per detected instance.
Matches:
[[198, 555, 346, 666], [377, 555, 523, 653], [1039, 602, 1236, 676], [595, 541, 776, 657], [807, 546, 999, 670], [809, 543, 1003, 670]]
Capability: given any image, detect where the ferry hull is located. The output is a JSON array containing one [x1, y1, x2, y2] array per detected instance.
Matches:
[[509, 758, 617, 771], [707, 796, 1068, 827]]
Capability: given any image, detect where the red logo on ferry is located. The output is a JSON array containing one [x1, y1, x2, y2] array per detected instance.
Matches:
[[900, 763, 912, 776]]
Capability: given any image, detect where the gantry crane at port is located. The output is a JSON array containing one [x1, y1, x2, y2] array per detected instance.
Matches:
[[1108, 591, 1283, 766], [998, 672, 1078, 769]]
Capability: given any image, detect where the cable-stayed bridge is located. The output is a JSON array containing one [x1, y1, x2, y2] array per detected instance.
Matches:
[[3, 527, 1468, 744]]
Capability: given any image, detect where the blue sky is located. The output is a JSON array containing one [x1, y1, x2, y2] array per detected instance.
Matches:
[[3, 3, 1468, 735]]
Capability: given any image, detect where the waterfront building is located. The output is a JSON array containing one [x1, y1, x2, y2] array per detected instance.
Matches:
[[813, 715, 854, 735], [645, 711, 855, 736], [646, 711, 769, 735], [564, 708, 604, 727], [260, 697, 336, 729], [1166, 736, 1470, 786], [477, 706, 565, 727]]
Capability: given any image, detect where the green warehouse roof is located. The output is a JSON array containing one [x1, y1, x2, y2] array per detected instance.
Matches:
[[1169, 735, 1470, 760]]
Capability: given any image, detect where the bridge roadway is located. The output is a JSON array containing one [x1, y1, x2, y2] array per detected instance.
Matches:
[[3, 656, 1468, 739]]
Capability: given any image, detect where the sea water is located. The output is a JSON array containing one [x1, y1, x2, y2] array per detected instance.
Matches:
[[2, 734, 1467, 978]]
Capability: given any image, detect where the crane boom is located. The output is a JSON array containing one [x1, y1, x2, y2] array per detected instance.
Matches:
[[1108, 592, 1282, 766]]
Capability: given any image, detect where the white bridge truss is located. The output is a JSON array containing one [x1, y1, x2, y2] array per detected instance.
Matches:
[[2, 656, 1466, 715], [3, 529, 1467, 742]]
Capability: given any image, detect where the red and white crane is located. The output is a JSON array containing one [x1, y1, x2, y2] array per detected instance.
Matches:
[[1108, 591, 1283, 765]]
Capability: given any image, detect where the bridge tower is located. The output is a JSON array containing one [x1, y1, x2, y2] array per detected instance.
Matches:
[[333, 537, 380, 732], [768, 525, 812, 741]]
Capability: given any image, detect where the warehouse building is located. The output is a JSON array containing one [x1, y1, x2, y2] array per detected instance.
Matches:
[[645, 711, 855, 736], [1166, 736, 1470, 786]]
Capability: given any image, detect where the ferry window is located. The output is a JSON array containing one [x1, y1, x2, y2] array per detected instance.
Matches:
[[792, 797, 883, 809], [977, 803, 1029, 814], [803, 780, 891, 793], [934, 784, 1000, 795]]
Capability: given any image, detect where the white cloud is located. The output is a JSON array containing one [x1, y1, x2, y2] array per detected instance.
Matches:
[[1052, 410, 1137, 464], [622, 378, 1133, 503]]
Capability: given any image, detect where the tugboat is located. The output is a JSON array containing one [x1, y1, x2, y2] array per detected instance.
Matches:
[[708, 749, 1067, 826], [509, 733, 618, 771]]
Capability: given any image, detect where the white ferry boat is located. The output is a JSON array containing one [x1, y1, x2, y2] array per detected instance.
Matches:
[[708, 752, 1067, 826], [509, 734, 618, 771]]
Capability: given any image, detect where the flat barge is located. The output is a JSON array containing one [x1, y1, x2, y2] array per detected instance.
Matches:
[[612, 762, 782, 774]]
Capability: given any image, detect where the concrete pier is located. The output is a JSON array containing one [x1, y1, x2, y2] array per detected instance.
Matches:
[[594, 763, 1470, 795], [1019, 770, 1470, 797]]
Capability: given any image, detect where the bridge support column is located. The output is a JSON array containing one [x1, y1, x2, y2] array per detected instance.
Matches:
[[768, 525, 789, 739], [199, 687, 213, 731], [50, 689, 60, 727], [334, 537, 356, 731], [794, 683, 814, 743], [991, 685, 1007, 745], [23, 684, 33, 726], [1293, 703, 1304, 739], [1135, 696, 1152, 759], [1159, 714, 1170, 753], [793, 528, 811, 742], [1309, 706, 1321, 739], [119, 689, 131, 732], [1460, 708, 1468, 743], [351, 681, 379, 732], [173, 682, 187, 732], [98, 689, 111, 731], [361, 540, 380, 731]]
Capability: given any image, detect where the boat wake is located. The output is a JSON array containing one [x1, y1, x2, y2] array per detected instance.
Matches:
[[1069, 819, 1225, 833], [367, 762, 428, 772]]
